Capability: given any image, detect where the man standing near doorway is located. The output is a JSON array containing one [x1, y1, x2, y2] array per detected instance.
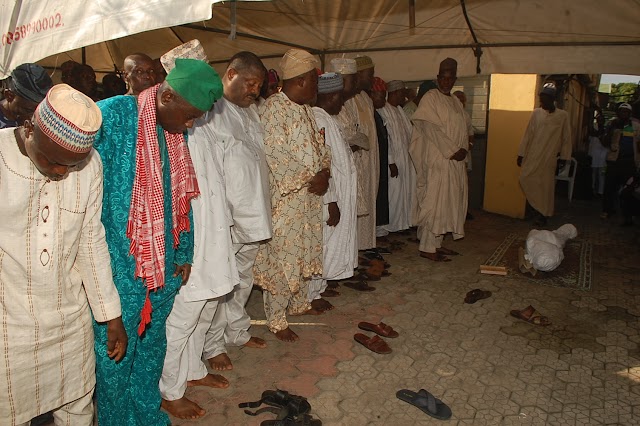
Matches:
[[410, 58, 469, 262], [517, 83, 572, 226]]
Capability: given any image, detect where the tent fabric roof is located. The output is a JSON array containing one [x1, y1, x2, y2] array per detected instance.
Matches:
[[27, 0, 640, 81]]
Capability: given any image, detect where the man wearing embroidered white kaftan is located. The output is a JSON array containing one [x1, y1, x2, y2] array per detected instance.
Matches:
[[254, 49, 330, 343], [410, 58, 469, 262], [352, 55, 380, 250], [309, 72, 358, 311], [158, 61, 232, 420], [517, 83, 572, 226], [331, 58, 370, 220], [0, 84, 126, 425], [379, 80, 415, 232], [200, 52, 273, 371]]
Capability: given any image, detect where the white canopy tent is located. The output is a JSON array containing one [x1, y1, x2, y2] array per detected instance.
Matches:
[[2, 0, 639, 81]]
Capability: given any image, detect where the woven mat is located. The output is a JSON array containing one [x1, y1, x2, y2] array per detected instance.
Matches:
[[483, 234, 592, 291]]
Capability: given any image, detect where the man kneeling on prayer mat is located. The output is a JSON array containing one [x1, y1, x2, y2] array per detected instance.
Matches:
[[0, 84, 127, 425], [254, 48, 331, 342], [309, 72, 359, 311]]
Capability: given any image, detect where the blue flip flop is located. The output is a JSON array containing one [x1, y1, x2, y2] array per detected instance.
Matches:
[[396, 388, 452, 420]]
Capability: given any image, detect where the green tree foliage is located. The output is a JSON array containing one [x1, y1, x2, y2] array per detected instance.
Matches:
[[610, 82, 639, 103]]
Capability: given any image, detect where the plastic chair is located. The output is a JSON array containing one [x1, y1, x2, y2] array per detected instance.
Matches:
[[555, 157, 578, 202]]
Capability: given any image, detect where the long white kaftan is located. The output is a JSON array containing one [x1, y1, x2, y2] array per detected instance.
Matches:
[[0, 129, 122, 425], [409, 90, 468, 238], [213, 98, 272, 244], [379, 103, 414, 232], [184, 115, 239, 302], [352, 92, 379, 250], [313, 107, 358, 280], [334, 98, 369, 218], [518, 107, 572, 217]]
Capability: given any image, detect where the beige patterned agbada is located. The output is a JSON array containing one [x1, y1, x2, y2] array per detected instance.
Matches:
[[255, 92, 330, 332]]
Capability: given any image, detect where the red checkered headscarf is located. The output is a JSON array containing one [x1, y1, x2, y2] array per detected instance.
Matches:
[[372, 77, 387, 93], [128, 84, 200, 335]]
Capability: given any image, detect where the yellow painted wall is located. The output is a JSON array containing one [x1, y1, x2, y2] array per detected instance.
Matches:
[[483, 74, 538, 218]]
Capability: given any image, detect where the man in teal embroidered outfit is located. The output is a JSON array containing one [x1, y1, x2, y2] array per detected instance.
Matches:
[[92, 59, 222, 426]]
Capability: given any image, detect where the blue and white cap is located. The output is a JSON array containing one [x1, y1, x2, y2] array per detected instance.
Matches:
[[34, 84, 102, 153], [318, 72, 343, 94]]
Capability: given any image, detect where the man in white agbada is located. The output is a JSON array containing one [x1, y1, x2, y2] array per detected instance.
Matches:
[[517, 83, 572, 226], [309, 72, 358, 311], [378, 80, 415, 232], [409, 58, 469, 262], [352, 55, 380, 250], [331, 58, 370, 220], [159, 57, 235, 420], [201, 52, 272, 372], [0, 84, 127, 425]]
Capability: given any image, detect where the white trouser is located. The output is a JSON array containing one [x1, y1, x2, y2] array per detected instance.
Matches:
[[308, 277, 328, 302], [159, 290, 220, 401], [375, 225, 389, 237], [19, 389, 94, 426], [203, 243, 258, 360], [418, 226, 443, 253]]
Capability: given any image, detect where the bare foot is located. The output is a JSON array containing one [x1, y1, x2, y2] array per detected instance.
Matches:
[[243, 336, 267, 349], [207, 353, 233, 371], [321, 289, 340, 297], [187, 373, 229, 389], [275, 327, 299, 342], [311, 298, 335, 312], [161, 397, 205, 419], [419, 251, 451, 262]]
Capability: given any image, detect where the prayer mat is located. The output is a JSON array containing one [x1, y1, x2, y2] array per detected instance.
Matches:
[[483, 233, 592, 291]]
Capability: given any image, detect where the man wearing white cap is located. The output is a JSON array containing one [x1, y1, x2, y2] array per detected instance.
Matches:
[[379, 80, 414, 232], [254, 48, 330, 342], [309, 72, 358, 310], [410, 58, 469, 262], [517, 83, 572, 226], [352, 55, 380, 252], [331, 58, 370, 223], [0, 84, 127, 425], [601, 102, 640, 219]]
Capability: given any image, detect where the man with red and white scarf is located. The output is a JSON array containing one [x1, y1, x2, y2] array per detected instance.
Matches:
[[92, 58, 222, 426]]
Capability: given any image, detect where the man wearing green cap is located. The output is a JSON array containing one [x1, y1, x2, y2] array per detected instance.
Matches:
[[92, 58, 223, 426]]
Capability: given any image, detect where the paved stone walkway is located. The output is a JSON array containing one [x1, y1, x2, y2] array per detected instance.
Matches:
[[35, 197, 639, 425], [165, 198, 640, 425]]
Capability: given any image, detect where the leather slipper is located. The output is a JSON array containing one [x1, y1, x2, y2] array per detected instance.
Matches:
[[354, 333, 392, 354], [358, 321, 399, 338], [344, 281, 376, 292], [464, 289, 492, 304], [510, 305, 551, 326], [396, 388, 451, 420]]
